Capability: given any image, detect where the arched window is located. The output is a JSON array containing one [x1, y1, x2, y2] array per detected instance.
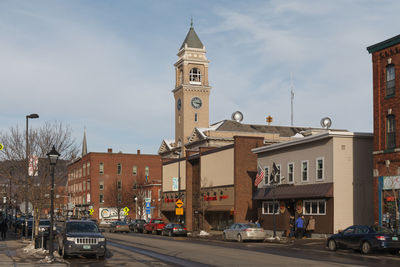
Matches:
[[189, 68, 201, 84], [387, 115, 396, 149], [386, 64, 395, 96]]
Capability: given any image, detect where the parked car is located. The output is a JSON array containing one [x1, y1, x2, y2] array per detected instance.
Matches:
[[223, 223, 266, 242], [143, 219, 166, 234], [161, 223, 187, 237], [57, 219, 106, 259], [109, 221, 130, 233], [327, 225, 400, 254], [129, 219, 146, 233]]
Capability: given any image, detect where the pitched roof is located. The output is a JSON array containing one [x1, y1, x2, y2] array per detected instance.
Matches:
[[209, 120, 311, 137], [180, 26, 204, 50]]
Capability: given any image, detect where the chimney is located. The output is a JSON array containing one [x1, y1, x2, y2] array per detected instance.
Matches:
[[137, 149, 141, 155], [107, 148, 112, 153]]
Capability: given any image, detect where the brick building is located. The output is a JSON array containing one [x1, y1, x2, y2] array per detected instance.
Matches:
[[367, 35, 400, 227], [67, 139, 162, 222]]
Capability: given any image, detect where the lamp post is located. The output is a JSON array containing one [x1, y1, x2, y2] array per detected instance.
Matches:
[[47, 145, 60, 260], [25, 113, 39, 238]]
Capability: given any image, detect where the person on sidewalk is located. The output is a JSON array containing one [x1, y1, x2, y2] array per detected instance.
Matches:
[[289, 215, 295, 238], [306, 216, 315, 238], [295, 215, 305, 239], [0, 216, 8, 240]]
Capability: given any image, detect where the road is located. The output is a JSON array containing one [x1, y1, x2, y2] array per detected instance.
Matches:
[[65, 232, 400, 267]]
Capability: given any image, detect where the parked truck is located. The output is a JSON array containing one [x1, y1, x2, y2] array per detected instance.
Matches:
[[143, 219, 166, 234]]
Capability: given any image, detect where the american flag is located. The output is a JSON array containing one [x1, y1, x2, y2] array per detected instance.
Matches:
[[254, 164, 265, 187]]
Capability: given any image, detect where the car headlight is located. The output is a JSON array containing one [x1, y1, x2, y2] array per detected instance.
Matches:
[[39, 227, 45, 232], [98, 238, 105, 242], [66, 237, 75, 242]]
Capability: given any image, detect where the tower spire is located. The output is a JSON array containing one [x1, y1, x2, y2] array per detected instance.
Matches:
[[82, 129, 87, 157], [190, 16, 193, 28]]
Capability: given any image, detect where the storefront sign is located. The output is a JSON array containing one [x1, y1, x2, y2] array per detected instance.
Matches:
[[383, 176, 400, 190], [172, 177, 179, 191]]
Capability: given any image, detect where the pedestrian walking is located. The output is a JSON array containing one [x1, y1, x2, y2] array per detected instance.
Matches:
[[255, 219, 261, 228], [0, 217, 7, 240], [306, 216, 315, 238], [295, 215, 305, 239], [289, 215, 295, 238]]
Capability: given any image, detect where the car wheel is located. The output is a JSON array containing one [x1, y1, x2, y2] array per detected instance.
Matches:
[[152, 230, 157, 235], [223, 233, 227, 241], [143, 229, 147, 234], [169, 231, 172, 237], [237, 234, 243, 243], [328, 239, 337, 251], [361, 241, 371, 254], [390, 249, 399, 255]]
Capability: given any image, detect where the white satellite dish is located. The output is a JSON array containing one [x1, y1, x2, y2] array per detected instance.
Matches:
[[231, 111, 244, 123], [320, 117, 332, 129]]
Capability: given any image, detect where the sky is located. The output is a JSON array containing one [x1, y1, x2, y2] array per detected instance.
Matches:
[[0, 0, 399, 155]]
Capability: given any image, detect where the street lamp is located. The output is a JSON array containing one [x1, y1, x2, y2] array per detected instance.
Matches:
[[47, 145, 60, 260], [25, 113, 39, 238]]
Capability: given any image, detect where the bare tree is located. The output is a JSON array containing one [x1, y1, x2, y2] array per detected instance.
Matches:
[[104, 177, 135, 221], [132, 179, 147, 220], [0, 122, 78, 236]]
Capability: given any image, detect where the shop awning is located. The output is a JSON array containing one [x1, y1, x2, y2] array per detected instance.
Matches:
[[253, 183, 333, 200]]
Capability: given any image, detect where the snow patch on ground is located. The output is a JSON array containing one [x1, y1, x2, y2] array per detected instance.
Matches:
[[199, 230, 210, 236]]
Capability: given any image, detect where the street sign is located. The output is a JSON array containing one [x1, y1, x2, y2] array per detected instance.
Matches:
[[146, 208, 151, 215], [145, 202, 151, 209], [175, 207, 183, 215], [89, 208, 94, 215], [123, 207, 130, 216], [145, 198, 151, 203], [19, 202, 33, 214], [176, 199, 183, 208]]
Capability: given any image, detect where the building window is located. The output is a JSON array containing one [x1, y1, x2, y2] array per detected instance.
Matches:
[[83, 181, 86, 191], [99, 194, 104, 203], [87, 180, 90, 191], [145, 166, 149, 177], [288, 163, 294, 183], [83, 164, 86, 177], [133, 166, 137, 176], [195, 113, 198, 122], [262, 201, 279, 214], [301, 160, 308, 182], [99, 181, 104, 190], [99, 163, 104, 175], [263, 167, 269, 185], [386, 64, 395, 96], [316, 158, 324, 180], [133, 180, 137, 190], [117, 163, 122, 175], [118, 193, 122, 204], [387, 115, 396, 149], [87, 162, 90, 175], [304, 200, 326, 215], [189, 68, 201, 85], [117, 180, 122, 190]]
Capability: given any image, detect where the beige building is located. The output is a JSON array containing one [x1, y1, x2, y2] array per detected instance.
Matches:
[[252, 130, 374, 235]]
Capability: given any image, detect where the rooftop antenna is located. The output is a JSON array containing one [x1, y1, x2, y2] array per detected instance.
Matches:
[[290, 73, 294, 126]]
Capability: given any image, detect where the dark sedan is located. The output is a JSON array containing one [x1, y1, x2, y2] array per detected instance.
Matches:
[[161, 223, 187, 237], [327, 225, 400, 254], [129, 219, 146, 233]]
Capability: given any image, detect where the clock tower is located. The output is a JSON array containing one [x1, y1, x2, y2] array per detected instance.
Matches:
[[173, 22, 211, 151]]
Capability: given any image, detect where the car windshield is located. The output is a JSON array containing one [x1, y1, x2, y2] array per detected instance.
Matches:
[[66, 222, 99, 233], [153, 220, 163, 224], [371, 225, 394, 234], [137, 220, 146, 223]]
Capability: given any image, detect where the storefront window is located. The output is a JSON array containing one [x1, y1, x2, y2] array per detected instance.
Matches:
[[262, 201, 279, 214], [304, 200, 326, 215]]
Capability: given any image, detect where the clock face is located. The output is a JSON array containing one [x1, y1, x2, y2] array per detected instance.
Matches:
[[177, 99, 182, 111], [191, 97, 202, 109]]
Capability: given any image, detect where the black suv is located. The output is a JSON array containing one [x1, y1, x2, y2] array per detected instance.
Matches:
[[57, 220, 106, 259]]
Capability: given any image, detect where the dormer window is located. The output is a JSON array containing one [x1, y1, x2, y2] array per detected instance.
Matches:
[[189, 68, 201, 85]]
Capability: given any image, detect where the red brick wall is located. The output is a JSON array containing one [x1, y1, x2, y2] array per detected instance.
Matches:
[[67, 151, 162, 220], [233, 136, 264, 223], [371, 42, 400, 223]]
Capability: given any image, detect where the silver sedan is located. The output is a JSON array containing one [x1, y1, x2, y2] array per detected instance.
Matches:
[[223, 223, 266, 242]]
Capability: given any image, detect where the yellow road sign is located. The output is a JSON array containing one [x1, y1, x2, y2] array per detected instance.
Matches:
[[89, 208, 94, 215], [175, 207, 183, 215], [0, 143, 3, 151], [176, 199, 183, 208], [123, 206, 130, 215]]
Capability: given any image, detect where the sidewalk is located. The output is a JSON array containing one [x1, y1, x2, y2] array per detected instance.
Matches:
[[0, 229, 68, 267]]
